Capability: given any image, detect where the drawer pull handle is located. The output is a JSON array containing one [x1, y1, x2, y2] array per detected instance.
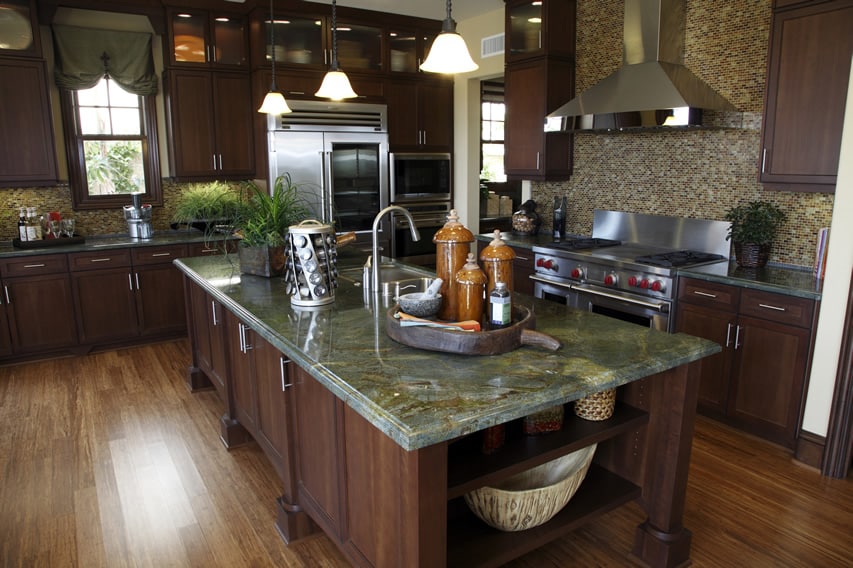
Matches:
[[758, 303, 786, 312], [151, 252, 171, 257], [693, 290, 717, 298], [90, 258, 111, 263], [4, 285, 10, 304], [280, 357, 292, 391], [734, 325, 743, 350], [128, 274, 133, 292], [211, 301, 219, 326], [725, 323, 733, 348], [515, 255, 530, 261], [24, 263, 46, 268]]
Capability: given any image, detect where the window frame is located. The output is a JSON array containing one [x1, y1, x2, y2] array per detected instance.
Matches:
[[59, 78, 162, 210]]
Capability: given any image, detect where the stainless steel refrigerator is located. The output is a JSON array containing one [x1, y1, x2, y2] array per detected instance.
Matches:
[[268, 101, 390, 253]]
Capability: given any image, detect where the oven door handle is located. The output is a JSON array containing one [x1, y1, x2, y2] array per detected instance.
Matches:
[[572, 283, 671, 313]]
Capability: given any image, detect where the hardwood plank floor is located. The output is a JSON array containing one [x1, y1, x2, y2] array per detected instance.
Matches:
[[1, 340, 851, 567]]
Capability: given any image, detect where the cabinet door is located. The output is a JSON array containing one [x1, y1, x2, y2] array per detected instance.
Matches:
[[212, 72, 255, 176], [225, 310, 258, 433], [0, 0, 41, 57], [760, 1, 853, 191], [386, 79, 420, 148], [168, 69, 218, 177], [674, 303, 736, 416], [4, 274, 77, 353], [505, 0, 576, 63], [0, 302, 11, 357], [134, 264, 187, 337], [0, 58, 58, 187], [254, 338, 293, 485], [728, 315, 812, 448], [71, 267, 137, 344], [292, 365, 344, 540], [418, 81, 453, 151], [511, 245, 536, 296], [168, 8, 248, 68]]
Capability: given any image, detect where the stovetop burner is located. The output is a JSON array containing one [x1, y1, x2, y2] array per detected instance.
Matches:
[[548, 237, 622, 251], [634, 250, 727, 268]]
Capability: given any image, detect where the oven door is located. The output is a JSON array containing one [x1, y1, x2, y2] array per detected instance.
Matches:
[[532, 275, 671, 332], [390, 202, 450, 267]]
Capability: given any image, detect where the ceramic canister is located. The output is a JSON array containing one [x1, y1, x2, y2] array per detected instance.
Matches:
[[479, 229, 516, 296], [433, 209, 474, 320], [455, 252, 487, 323]]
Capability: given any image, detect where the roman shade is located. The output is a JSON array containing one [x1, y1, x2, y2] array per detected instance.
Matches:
[[51, 24, 157, 96]]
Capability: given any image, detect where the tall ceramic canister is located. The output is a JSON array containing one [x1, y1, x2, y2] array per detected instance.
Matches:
[[479, 229, 516, 296], [433, 209, 474, 320], [455, 253, 487, 323]]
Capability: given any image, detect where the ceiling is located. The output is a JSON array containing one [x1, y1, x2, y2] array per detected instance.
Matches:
[[309, 0, 505, 22]]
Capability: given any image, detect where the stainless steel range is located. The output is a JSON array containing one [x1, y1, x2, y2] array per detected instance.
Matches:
[[531, 211, 731, 332]]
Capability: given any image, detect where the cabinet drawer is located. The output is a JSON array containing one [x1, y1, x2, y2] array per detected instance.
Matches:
[[739, 288, 814, 328], [69, 249, 132, 272], [131, 245, 188, 266], [1, 254, 68, 277], [188, 241, 236, 256], [677, 278, 739, 311]]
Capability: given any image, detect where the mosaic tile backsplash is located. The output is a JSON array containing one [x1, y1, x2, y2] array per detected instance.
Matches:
[[532, 0, 834, 268]]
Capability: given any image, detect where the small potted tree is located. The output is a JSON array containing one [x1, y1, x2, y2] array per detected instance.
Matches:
[[724, 200, 787, 268], [233, 174, 311, 277]]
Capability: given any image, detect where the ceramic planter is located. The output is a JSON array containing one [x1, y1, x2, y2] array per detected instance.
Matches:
[[734, 242, 771, 268], [238, 245, 286, 277]]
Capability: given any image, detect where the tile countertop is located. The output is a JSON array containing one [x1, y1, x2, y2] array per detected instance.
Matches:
[[476, 232, 823, 302], [0, 230, 231, 258], [175, 252, 720, 451]]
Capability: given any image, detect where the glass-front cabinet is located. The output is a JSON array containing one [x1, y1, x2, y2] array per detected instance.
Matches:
[[0, 0, 40, 57], [505, 0, 576, 63], [168, 8, 248, 67], [265, 15, 324, 68], [507, 0, 542, 59], [387, 28, 437, 73]]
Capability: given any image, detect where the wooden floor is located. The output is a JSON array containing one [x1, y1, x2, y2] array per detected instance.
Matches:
[[1, 340, 851, 567]]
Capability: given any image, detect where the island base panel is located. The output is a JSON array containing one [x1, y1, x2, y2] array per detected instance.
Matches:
[[185, 365, 213, 392], [219, 415, 251, 448], [632, 521, 692, 568], [275, 495, 318, 544]]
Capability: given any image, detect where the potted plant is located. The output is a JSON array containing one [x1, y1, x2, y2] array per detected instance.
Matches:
[[172, 181, 241, 233], [234, 174, 312, 277], [724, 200, 787, 268]]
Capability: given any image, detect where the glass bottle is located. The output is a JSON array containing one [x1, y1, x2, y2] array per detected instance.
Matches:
[[489, 282, 512, 328], [455, 253, 487, 323], [18, 207, 28, 241], [433, 209, 473, 321], [26, 207, 40, 240], [553, 195, 567, 239], [479, 229, 516, 296]]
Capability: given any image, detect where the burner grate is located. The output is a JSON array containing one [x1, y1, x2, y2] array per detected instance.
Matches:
[[635, 250, 726, 268]]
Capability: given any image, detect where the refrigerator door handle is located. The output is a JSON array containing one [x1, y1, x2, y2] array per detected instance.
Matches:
[[322, 150, 334, 223]]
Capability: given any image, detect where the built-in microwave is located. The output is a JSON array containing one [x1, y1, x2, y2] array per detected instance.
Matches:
[[389, 152, 451, 203]]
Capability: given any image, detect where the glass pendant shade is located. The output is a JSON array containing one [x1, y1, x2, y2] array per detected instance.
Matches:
[[258, 90, 291, 114], [315, 70, 357, 100], [420, 31, 479, 73]]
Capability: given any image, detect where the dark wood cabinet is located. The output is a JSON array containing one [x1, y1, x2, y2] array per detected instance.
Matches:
[[226, 309, 259, 435], [386, 78, 453, 151], [165, 69, 255, 180], [0, 0, 41, 58], [0, 58, 58, 187], [166, 6, 248, 68], [185, 280, 228, 398], [675, 277, 816, 448], [504, 58, 574, 181], [71, 261, 138, 344], [0, 254, 77, 355], [0, 294, 11, 357], [131, 245, 188, 337], [759, 0, 853, 192], [505, 0, 576, 63]]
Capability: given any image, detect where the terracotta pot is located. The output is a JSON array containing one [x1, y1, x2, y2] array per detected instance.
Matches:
[[733, 242, 771, 268], [238, 245, 286, 277]]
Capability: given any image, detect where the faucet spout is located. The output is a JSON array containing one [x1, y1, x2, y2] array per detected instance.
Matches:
[[370, 205, 421, 294]]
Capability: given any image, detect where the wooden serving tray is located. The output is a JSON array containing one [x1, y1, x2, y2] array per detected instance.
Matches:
[[386, 305, 561, 355]]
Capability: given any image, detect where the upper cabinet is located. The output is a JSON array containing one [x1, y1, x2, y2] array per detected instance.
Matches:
[[387, 27, 436, 74], [167, 7, 248, 68], [505, 0, 576, 63], [0, 0, 41, 58], [759, 0, 853, 192]]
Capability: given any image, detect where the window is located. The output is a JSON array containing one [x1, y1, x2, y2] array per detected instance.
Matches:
[[61, 77, 161, 209], [480, 82, 506, 182]]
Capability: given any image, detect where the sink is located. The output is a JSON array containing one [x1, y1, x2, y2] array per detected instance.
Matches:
[[338, 263, 435, 296]]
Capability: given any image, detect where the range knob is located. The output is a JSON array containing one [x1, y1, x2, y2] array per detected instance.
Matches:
[[570, 267, 584, 279], [639, 278, 650, 289], [650, 280, 665, 292], [627, 276, 639, 287], [536, 257, 557, 271], [604, 273, 617, 286]]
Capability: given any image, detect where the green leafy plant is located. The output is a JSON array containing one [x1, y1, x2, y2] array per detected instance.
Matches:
[[234, 174, 311, 248], [724, 200, 787, 245], [173, 181, 242, 225]]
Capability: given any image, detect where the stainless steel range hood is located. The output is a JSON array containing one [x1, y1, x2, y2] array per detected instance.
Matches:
[[548, 0, 737, 132]]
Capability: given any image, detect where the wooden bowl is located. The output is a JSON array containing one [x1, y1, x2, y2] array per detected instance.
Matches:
[[463, 444, 596, 532]]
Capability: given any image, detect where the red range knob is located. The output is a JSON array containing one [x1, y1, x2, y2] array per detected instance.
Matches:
[[639, 279, 650, 289], [627, 276, 639, 287], [570, 267, 583, 279], [651, 280, 665, 292], [604, 274, 617, 286], [536, 258, 545, 267], [543, 259, 554, 270]]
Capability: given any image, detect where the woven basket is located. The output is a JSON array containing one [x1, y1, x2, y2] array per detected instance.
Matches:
[[464, 444, 596, 532], [574, 388, 616, 421], [734, 242, 771, 268]]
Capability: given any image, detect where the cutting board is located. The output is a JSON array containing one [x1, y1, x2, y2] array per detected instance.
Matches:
[[385, 305, 561, 355]]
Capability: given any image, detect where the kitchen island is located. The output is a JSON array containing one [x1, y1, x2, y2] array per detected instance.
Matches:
[[176, 251, 719, 568]]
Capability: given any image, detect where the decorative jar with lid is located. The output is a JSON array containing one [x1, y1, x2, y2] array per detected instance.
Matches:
[[433, 209, 474, 320], [478, 229, 516, 295], [511, 199, 541, 235]]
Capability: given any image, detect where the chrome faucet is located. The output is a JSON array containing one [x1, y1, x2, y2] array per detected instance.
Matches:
[[368, 205, 420, 294]]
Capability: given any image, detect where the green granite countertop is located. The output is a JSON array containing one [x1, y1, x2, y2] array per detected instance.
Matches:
[[0, 230, 231, 258], [176, 252, 719, 451], [478, 232, 823, 301]]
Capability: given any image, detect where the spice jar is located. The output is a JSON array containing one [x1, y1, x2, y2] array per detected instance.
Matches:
[[511, 199, 541, 235], [433, 209, 474, 320], [478, 229, 516, 296], [455, 253, 487, 323]]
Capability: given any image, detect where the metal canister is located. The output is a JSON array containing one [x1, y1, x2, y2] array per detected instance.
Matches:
[[455, 253, 487, 323], [433, 209, 474, 320], [285, 220, 338, 306], [478, 229, 516, 296]]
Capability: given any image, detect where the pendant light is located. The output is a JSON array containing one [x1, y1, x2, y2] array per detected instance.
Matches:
[[258, 0, 291, 114], [420, 0, 478, 74], [315, 0, 357, 100]]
